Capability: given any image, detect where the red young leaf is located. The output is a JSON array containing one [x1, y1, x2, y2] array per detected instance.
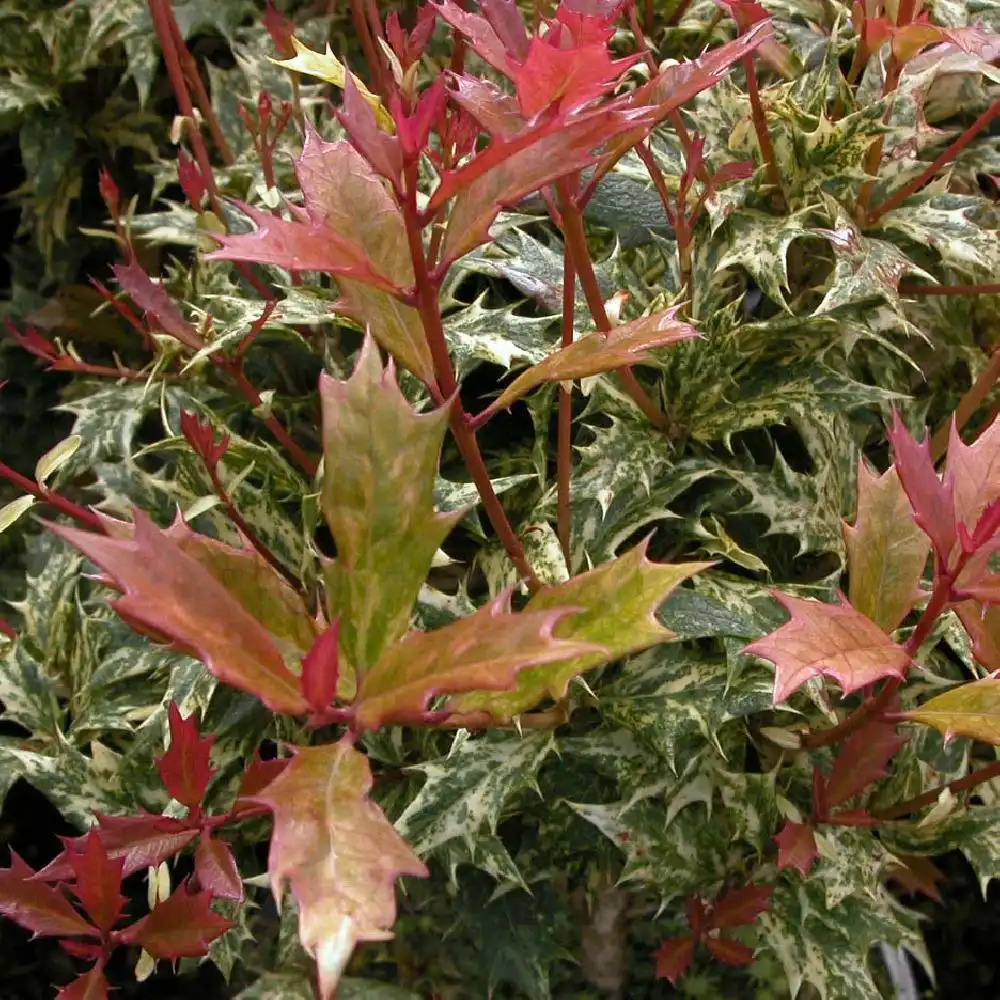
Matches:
[[236, 752, 288, 801], [705, 936, 755, 967], [655, 937, 695, 984], [773, 820, 818, 877], [178, 149, 208, 209], [0, 851, 96, 938], [48, 512, 309, 715], [35, 814, 198, 883], [431, 0, 509, 72], [158, 702, 215, 809], [888, 411, 957, 564], [822, 716, 906, 812], [301, 620, 341, 713], [195, 837, 243, 901], [888, 854, 944, 902], [248, 741, 428, 999], [112, 261, 201, 350], [64, 831, 127, 935], [338, 73, 402, 186], [56, 966, 109, 1000], [120, 883, 234, 959], [708, 884, 774, 930], [743, 592, 909, 703]]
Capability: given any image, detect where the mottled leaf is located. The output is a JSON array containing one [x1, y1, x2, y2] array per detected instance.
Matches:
[[904, 678, 1000, 745]]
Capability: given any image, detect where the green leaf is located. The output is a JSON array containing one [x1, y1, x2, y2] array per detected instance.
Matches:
[[844, 462, 929, 632], [320, 337, 459, 673], [396, 730, 555, 882], [452, 541, 708, 720]]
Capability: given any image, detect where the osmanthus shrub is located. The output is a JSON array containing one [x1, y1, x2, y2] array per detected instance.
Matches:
[[2, 0, 1000, 997]]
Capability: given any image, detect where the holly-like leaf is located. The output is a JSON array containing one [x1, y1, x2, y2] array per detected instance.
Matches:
[[352, 595, 602, 731], [485, 307, 699, 414], [888, 412, 957, 564], [195, 837, 243, 902], [63, 831, 127, 935], [157, 702, 215, 809], [844, 463, 930, 633], [120, 883, 234, 958], [903, 678, 1000, 745], [247, 741, 427, 999], [113, 260, 201, 350], [321, 338, 459, 674], [710, 884, 775, 929], [706, 936, 755, 966], [946, 417, 1000, 533], [56, 967, 109, 1000], [744, 593, 909, 703], [300, 622, 341, 714], [774, 820, 818, 876], [37, 814, 199, 882], [48, 512, 308, 715], [822, 718, 907, 812], [655, 937, 695, 984], [0, 851, 96, 938], [452, 542, 708, 720]]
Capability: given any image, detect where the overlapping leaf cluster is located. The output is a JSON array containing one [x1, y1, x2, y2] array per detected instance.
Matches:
[[3, 0, 1000, 998]]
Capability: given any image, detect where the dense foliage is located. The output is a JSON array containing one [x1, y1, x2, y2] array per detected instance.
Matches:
[[4, 1, 1000, 997]]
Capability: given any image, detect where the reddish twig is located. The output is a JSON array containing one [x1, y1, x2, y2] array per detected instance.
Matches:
[[558, 249, 576, 568]]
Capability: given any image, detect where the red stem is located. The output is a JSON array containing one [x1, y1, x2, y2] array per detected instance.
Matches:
[[401, 166, 540, 591], [868, 97, 1000, 223], [0, 461, 104, 533], [876, 758, 1000, 820], [743, 54, 783, 199], [557, 250, 576, 568], [557, 188, 670, 429], [857, 56, 902, 223]]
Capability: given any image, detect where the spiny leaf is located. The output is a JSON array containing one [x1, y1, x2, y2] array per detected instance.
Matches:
[[904, 678, 1000, 745], [270, 37, 393, 129], [120, 884, 235, 959], [321, 337, 459, 674], [486, 307, 699, 414], [194, 837, 243, 902], [157, 702, 215, 809], [744, 593, 909, 703], [352, 595, 602, 731], [946, 416, 1000, 533], [247, 741, 427, 1000], [56, 967, 109, 1000], [0, 851, 96, 938], [63, 831, 127, 934], [823, 717, 907, 811], [452, 542, 708, 720], [47, 512, 308, 715], [844, 462, 929, 632]]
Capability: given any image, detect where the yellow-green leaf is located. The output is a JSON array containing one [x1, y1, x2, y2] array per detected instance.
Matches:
[[34, 434, 82, 485], [452, 542, 709, 721], [904, 678, 1000, 745], [0, 495, 35, 536], [321, 337, 459, 674], [844, 462, 929, 633]]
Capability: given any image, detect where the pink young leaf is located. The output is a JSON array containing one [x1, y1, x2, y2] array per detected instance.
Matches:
[[431, 0, 510, 72], [744, 592, 909, 703], [113, 261, 201, 350], [248, 741, 428, 999], [946, 417, 1000, 534], [158, 702, 215, 809], [48, 511, 309, 715], [194, 837, 243, 901], [480, 0, 530, 60], [337, 72, 402, 186], [63, 831, 127, 935], [888, 411, 957, 564], [773, 820, 818, 877], [709, 884, 774, 930], [119, 883, 234, 959], [655, 937, 696, 984], [0, 851, 96, 938]]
